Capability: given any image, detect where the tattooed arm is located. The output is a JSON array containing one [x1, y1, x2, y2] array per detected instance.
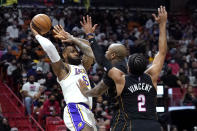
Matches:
[[53, 25, 94, 71], [73, 38, 94, 58], [77, 79, 109, 97], [53, 25, 94, 58], [64, 37, 94, 71]]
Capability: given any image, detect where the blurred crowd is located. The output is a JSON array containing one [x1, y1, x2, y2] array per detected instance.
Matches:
[[0, 6, 197, 130], [0, 105, 11, 131]]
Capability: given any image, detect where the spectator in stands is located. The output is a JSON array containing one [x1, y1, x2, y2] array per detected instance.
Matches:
[[11, 62, 23, 88], [50, 84, 63, 106], [161, 67, 183, 88], [25, 44, 39, 60], [0, 117, 11, 131], [19, 52, 31, 70], [41, 93, 61, 121], [7, 58, 17, 76], [36, 56, 50, 74], [6, 20, 19, 43], [183, 85, 197, 107], [27, 62, 37, 77], [35, 67, 46, 85], [44, 72, 57, 91], [0, 46, 15, 63], [178, 68, 189, 87], [168, 59, 180, 75], [21, 75, 43, 116]]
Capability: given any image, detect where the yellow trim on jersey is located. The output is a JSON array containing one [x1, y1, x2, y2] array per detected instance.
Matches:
[[112, 109, 120, 131], [129, 120, 132, 131], [122, 121, 127, 131], [120, 96, 128, 118], [67, 107, 76, 131], [77, 104, 92, 127], [62, 65, 71, 80]]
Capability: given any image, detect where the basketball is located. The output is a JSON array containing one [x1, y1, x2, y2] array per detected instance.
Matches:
[[31, 14, 52, 34]]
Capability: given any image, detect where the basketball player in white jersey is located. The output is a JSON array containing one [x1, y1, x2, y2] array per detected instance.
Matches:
[[30, 23, 97, 131]]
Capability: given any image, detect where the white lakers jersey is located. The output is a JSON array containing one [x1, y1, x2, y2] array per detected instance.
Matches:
[[57, 64, 92, 109]]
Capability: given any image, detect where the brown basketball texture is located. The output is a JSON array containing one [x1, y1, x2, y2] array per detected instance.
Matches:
[[32, 14, 52, 34]]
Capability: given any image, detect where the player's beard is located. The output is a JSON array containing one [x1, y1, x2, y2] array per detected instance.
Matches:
[[68, 56, 81, 65]]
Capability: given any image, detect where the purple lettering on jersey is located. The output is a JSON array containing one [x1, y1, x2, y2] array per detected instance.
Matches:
[[75, 68, 87, 75]]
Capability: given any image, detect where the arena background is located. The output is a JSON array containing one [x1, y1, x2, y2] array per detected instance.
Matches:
[[0, 0, 197, 131]]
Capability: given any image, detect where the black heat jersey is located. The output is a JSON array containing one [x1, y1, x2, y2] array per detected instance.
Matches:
[[103, 59, 127, 102], [102, 59, 127, 128], [111, 73, 161, 131], [119, 73, 157, 120]]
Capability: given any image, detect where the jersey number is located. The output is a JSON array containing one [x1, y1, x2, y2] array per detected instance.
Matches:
[[138, 94, 146, 112], [82, 75, 90, 87]]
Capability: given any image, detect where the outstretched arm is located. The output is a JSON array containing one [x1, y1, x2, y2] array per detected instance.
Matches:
[[53, 25, 94, 58], [77, 38, 94, 71], [81, 15, 125, 96], [30, 22, 69, 81], [53, 25, 94, 71], [77, 79, 109, 97], [145, 6, 168, 88], [80, 15, 112, 72]]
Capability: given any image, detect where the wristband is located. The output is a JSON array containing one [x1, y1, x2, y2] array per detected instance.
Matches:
[[86, 33, 95, 37]]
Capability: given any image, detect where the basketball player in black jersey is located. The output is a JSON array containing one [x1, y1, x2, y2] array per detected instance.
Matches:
[[79, 6, 167, 131], [78, 43, 128, 129]]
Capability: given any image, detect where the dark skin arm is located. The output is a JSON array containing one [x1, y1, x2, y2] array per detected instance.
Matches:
[[145, 6, 168, 89], [30, 22, 69, 81], [77, 68, 125, 97], [107, 67, 125, 96], [77, 79, 109, 97]]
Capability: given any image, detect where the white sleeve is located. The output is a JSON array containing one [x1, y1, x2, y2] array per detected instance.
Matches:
[[22, 83, 28, 91], [35, 35, 61, 63]]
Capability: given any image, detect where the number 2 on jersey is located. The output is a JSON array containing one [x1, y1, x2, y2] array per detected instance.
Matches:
[[138, 94, 146, 112]]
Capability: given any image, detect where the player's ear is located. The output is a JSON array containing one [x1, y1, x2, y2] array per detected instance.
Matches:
[[111, 53, 116, 59], [62, 52, 67, 59]]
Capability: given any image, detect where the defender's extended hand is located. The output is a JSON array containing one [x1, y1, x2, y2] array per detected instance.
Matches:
[[80, 15, 98, 35]]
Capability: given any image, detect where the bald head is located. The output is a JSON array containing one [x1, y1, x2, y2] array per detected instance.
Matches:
[[107, 43, 127, 60]]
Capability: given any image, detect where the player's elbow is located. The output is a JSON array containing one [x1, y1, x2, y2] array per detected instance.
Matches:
[[87, 47, 95, 58]]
